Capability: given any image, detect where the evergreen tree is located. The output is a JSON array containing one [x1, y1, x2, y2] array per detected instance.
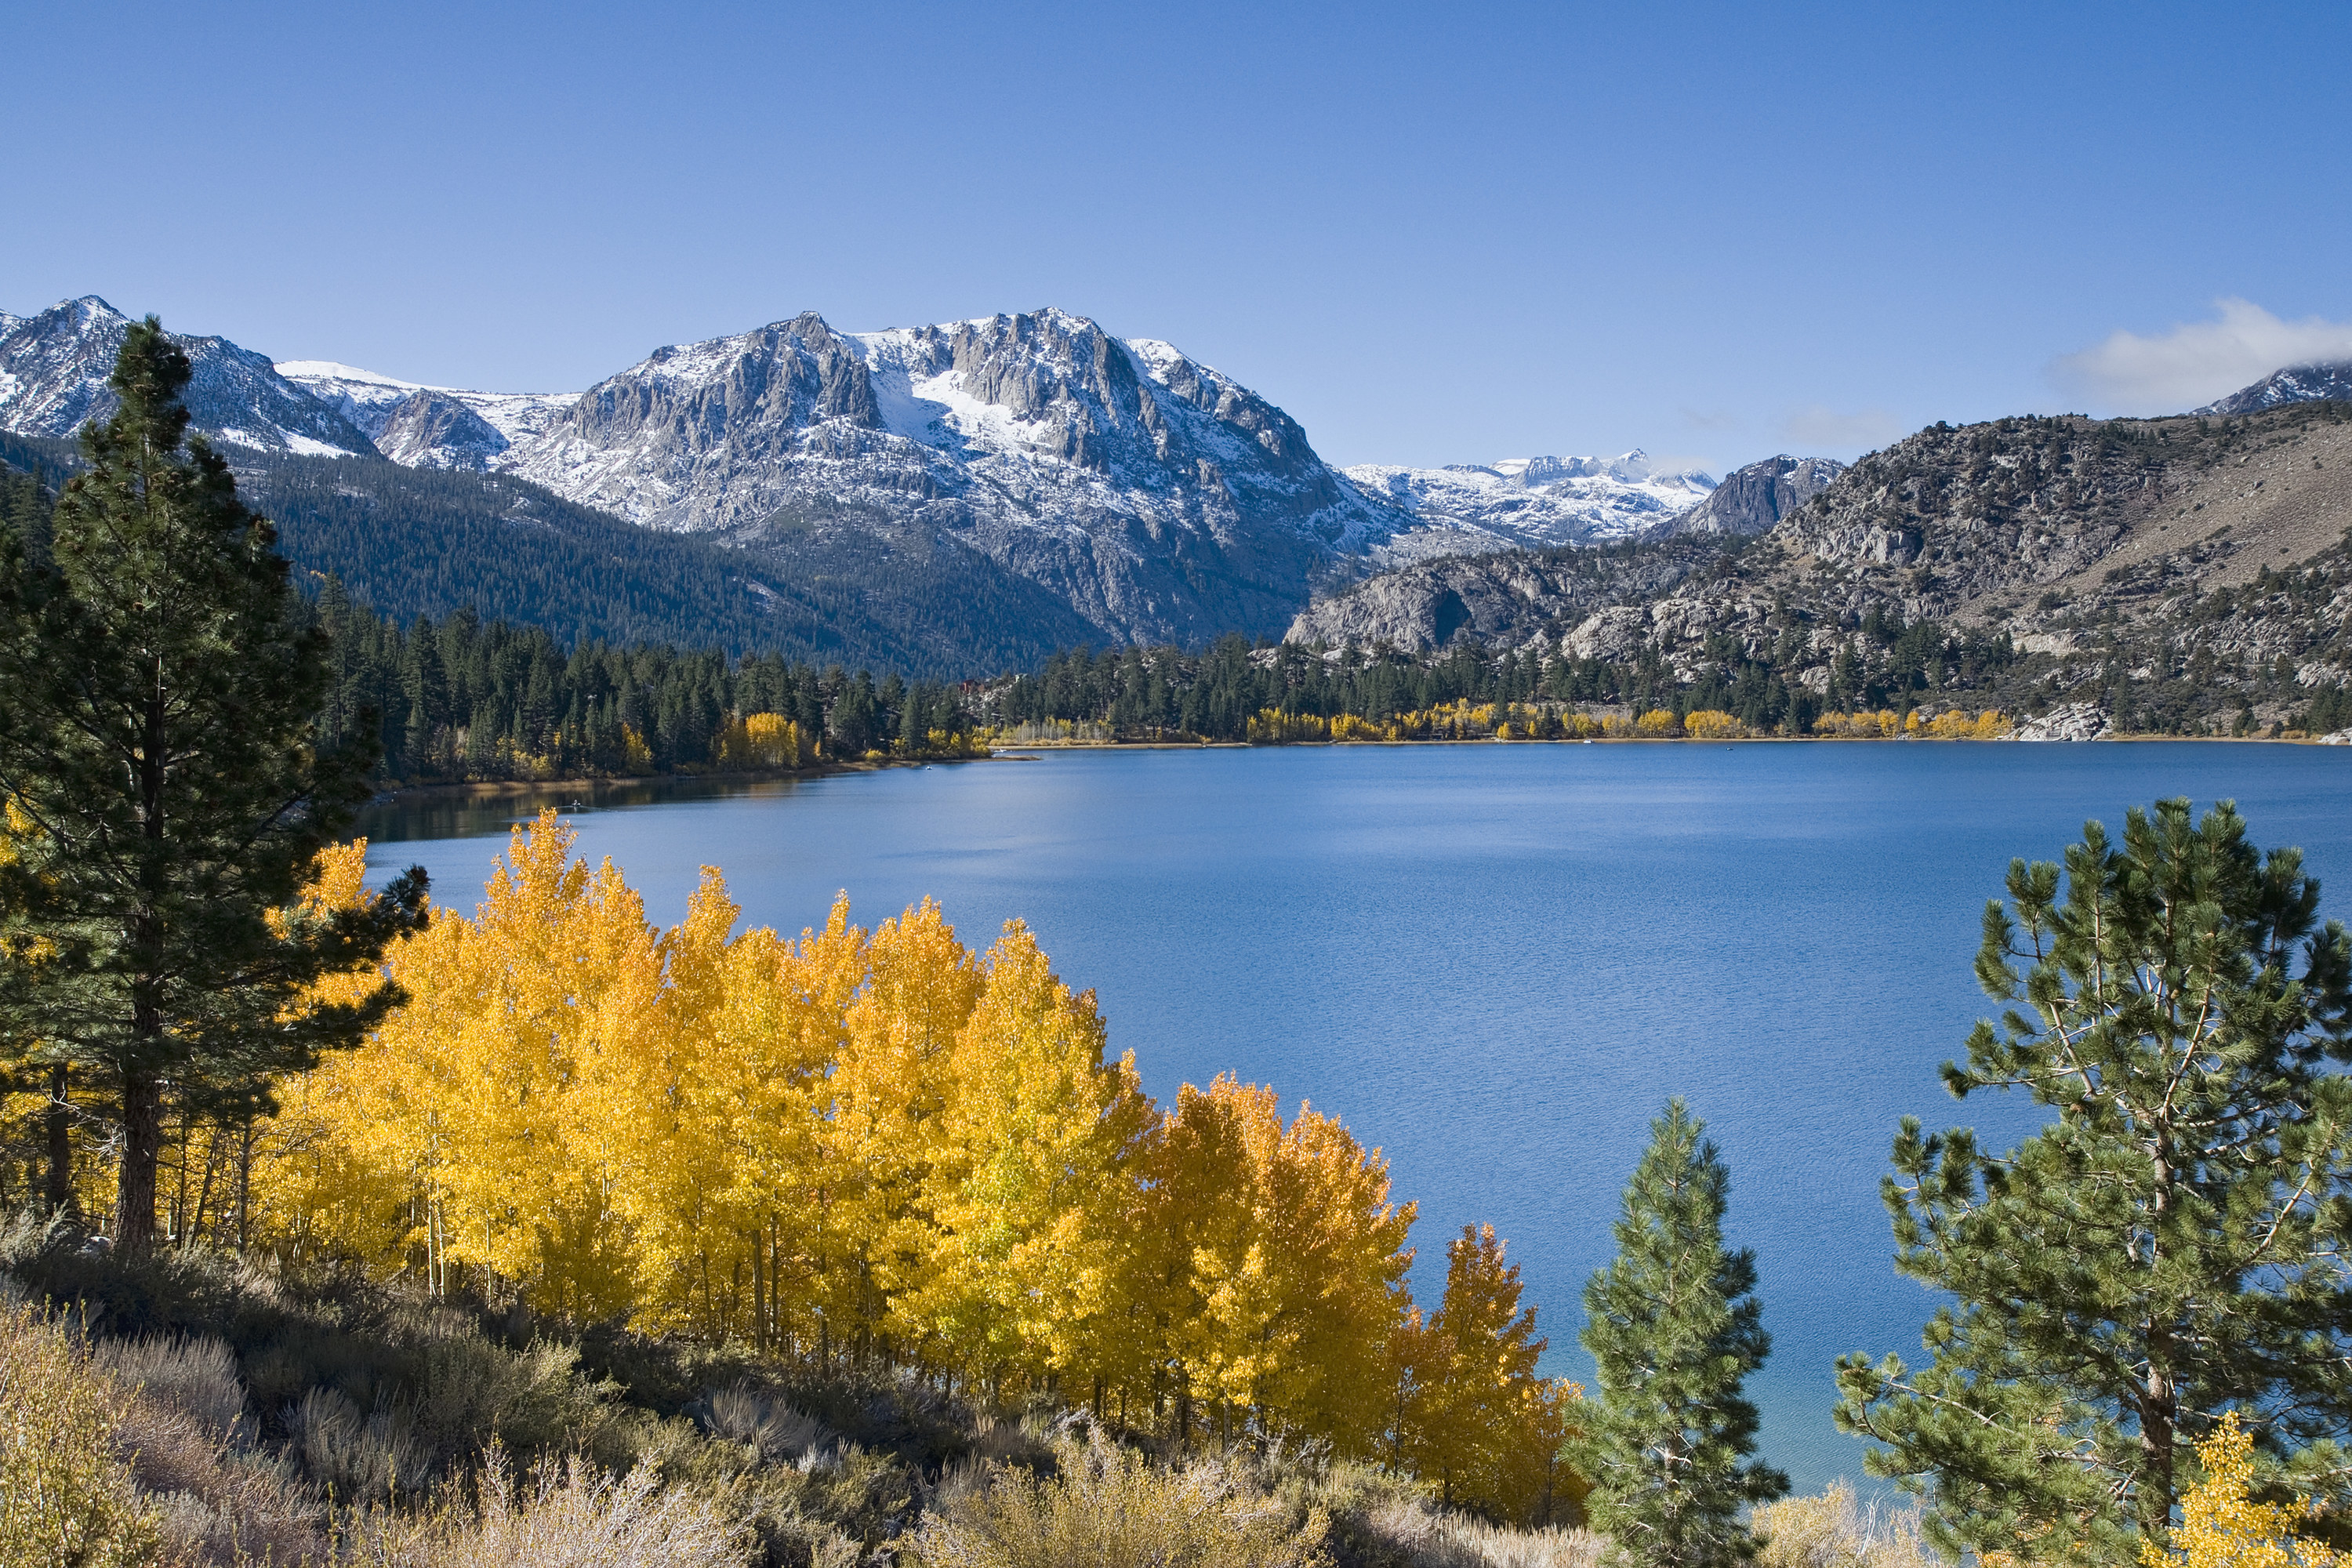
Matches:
[[1835, 799, 2352, 1564], [1569, 1098, 1784, 1568], [0, 318, 429, 1251]]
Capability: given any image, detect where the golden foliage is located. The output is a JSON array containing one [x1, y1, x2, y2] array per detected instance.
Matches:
[[246, 811, 1530, 1475], [1682, 710, 1744, 740], [712, 712, 809, 771], [2141, 1413, 2339, 1568], [1813, 709, 2008, 739]]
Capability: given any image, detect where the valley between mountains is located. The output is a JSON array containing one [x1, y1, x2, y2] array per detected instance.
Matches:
[[5, 294, 2351, 734]]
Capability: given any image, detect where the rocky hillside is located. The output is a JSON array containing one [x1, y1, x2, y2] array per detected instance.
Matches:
[[1288, 399, 2352, 733], [1342, 452, 1717, 554], [0, 299, 378, 457]]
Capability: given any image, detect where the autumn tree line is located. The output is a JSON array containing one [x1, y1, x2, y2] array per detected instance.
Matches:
[[11, 322, 2352, 1567]]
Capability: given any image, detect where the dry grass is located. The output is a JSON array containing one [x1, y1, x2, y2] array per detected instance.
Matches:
[[1358, 1494, 1605, 1568], [1752, 1482, 1934, 1568], [339, 1450, 753, 1568], [914, 1432, 1331, 1568]]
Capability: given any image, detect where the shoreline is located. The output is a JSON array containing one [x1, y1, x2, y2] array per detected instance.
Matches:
[[989, 733, 2339, 750], [370, 732, 2343, 804], [368, 753, 988, 805]]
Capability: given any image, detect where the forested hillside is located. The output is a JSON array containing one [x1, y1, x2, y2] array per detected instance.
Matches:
[[312, 590, 982, 782], [0, 437, 1087, 677]]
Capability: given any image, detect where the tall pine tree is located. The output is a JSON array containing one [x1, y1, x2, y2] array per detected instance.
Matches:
[[1570, 1098, 1785, 1568], [1835, 799, 2352, 1564], [0, 317, 427, 1250]]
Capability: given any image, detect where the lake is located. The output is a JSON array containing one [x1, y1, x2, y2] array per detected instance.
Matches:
[[359, 741, 2352, 1492]]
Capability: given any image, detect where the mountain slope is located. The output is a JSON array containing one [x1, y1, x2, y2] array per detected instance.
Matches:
[[1344, 451, 1715, 555], [0, 298, 378, 457]]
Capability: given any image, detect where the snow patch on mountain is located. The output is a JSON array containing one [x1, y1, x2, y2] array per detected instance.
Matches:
[[1346, 450, 1717, 555], [275, 359, 577, 470]]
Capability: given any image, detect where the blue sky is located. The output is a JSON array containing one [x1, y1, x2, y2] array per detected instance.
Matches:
[[4, 0, 2347, 472]]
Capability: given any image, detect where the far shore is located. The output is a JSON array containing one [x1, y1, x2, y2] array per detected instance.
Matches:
[[369, 730, 2343, 804]]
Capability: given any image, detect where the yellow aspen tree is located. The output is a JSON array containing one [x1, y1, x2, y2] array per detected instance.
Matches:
[[608, 873, 850, 1343], [831, 899, 984, 1363], [1145, 1076, 1287, 1444], [1253, 1100, 1417, 1455], [2142, 1413, 2339, 1568], [291, 810, 659, 1316], [908, 920, 1152, 1399]]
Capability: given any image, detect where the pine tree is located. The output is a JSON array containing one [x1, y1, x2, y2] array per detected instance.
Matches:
[[1835, 799, 2352, 1565], [1570, 1098, 1785, 1568], [0, 318, 426, 1251]]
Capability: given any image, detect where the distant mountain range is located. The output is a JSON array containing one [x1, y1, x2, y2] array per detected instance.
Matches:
[[5, 293, 2347, 686], [0, 296, 1793, 668]]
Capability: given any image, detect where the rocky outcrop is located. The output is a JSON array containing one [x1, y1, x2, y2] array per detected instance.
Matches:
[[1650, 454, 1842, 539], [2198, 362, 2352, 416], [1287, 400, 2352, 731], [2015, 702, 2110, 741], [377, 391, 509, 469], [0, 298, 378, 457], [276, 361, 577, 468], [1283, 537, 1726, 652]]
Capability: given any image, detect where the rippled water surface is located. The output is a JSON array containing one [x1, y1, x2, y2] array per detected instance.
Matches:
[[360, 742, 2352, 1490]]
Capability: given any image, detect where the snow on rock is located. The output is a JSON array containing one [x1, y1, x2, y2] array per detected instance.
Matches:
[[1345, 450, 1716, 552], [275, 360, 577, 470], [2198, 361, 2352, 416], [493, 306, 1410, 644]]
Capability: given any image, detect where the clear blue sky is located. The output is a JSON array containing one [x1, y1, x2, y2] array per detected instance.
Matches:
[[5, 0, 2347, 472]]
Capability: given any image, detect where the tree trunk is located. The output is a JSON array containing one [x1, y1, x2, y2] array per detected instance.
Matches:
[[44, 1063, 71, 1217], [116, 1069, 162, 1252]]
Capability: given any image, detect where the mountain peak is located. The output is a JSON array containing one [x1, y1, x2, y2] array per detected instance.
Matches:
[[2198, 361, 2352, 417]]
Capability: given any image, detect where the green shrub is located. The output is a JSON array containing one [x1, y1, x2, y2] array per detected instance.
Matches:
[[0, 1301, 159, 1568]]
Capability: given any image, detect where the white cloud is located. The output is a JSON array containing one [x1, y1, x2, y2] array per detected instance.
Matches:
[[1780, 405, 1904, 453], [2048, 298, 2352, 414]]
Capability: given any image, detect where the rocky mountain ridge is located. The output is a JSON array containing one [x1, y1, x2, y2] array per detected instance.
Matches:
[[0, 298, 378, 458]]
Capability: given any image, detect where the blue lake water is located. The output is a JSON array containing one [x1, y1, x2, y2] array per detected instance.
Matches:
[[359, 742, 2352, 1492]]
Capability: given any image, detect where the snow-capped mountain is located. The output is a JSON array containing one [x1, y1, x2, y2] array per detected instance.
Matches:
[[274, 361, 577, 470], [1344, 452, 1717, 557], [0, 298, 376, 457], [493, 307, 1406, 644], [2197, 361, 2352, 416]]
